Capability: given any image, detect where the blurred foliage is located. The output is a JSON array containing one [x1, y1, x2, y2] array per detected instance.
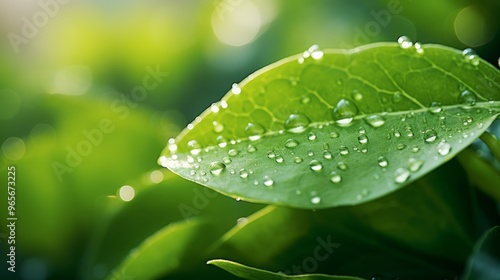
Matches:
[[0, 0, 499, 279]]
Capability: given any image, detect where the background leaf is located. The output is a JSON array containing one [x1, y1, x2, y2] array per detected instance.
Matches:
[[462, 226, 500, 280], [160, 43, 500, 209], [208, 259, 366, 280]]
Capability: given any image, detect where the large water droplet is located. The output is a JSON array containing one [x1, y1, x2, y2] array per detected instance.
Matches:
[[209, 162, 226, 175], [310, 196, 321, 204], [332, 99, 358, 126], [263, 176, 274, 187], [309, 160, 323, 171], [378, 156, 388, 167], [358, 134, 369, 144], [365, 115, 386, 128], [397, 35, 413, 49], [462, 48, 480, 66], [187, 140, 202, 155], [423, 129, 438, 143], [245, 123, 266, 141], [407, 158, 424, 172], [437, 141, 451, 156], [339, 145, 349, 155], [285, 113, 311, 133], [285, 139, 299, 149], [308, 44, 324, 60], [239, 169, 249, 179], [459, 90, 476, 106], [330, 171, 342, 183], [394, 168, 411, 183]]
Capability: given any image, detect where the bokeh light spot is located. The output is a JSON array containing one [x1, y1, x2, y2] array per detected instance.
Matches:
[[454, 6, 495, 47], [211, 0, 261, 46], [119, 185, 135, 202], [2, 137, 26, 161]]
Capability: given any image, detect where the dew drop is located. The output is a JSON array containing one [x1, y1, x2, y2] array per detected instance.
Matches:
[[414, 42, 424, 54], [406, 129, 414, 137], [407, 158, 424, 172], [378, 156, 388, 167], [351, 90, 363, 101], [187, 140, 202, 155], [228, 149, 239, 156], [307, 132, 317, 141], [267, 151, 276, 159], [222, 157, 232, 164], [429, 102, 442, 113], [339, 145, 349, 155], [361, 147, 368, 154], [392, 92, 403, 103], [397, 35, 413, 49], [423, 129, 438, 143], [300, 95, 310, 104], [462, 48, 480, 66], [394, 130, 401, 138], [263, 176, 274, 187], [307, 44, 324, 60], [411, 145, 420, 153], [285, 113, 311, 133], [397, 143, 406, 150], [209, 162, 226, 175], [459, 90, 476, 106], [275, 155, 284, 163], [213, 121, 224, 133], [330, 171, 342, 183], [216, 135, 228, 148], [394, 168, 411, 183], [285, 139, 299, 149], [337, 161, 348, 170], [239, 169, 249, 179], [231, 83, 241, 94], [323, 150, 333, 160], [307, 150, 314, 157], [330, 131, 340, 138], [247, 144, 257, 153], [210, 103, 220, 113], [245, 123, 266, 141], [358, 134, 369, 144], [332, 99, 358, 126], [365, 114, 386, 128], [437, 141, 451, 156], [294, 157, 303, 163], [309, 160, 323, 171], [167, 138, 177, 153], [310, 196, 321, 204]]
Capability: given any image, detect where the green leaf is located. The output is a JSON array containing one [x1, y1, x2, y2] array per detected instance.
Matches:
[[210, 206, 311, 266], [462, 226, 500, 280], [208, 259, 366, 280], [159, 43, 500, 209], [106, 218, 213, 280]]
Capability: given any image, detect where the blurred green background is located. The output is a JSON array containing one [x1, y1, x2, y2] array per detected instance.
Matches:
[[0, 0, 499, 279]]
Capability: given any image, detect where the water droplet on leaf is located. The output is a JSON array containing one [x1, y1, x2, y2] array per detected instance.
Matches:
[[394, 168, 411, 183], [330, 171, 342, 183], [423, 129, 438, 142], [397, 35, 413, 49], [209, 162, 226, 175], [437, 141, 451, 156], [285, 113, 311, 133], [285, 139, 299, 149], [365, 114, 386, 127], [309, 160, 323, 171], [378, 156, 388, 167], [332, 98, 358, 126], [245, 122, 266, 141]]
